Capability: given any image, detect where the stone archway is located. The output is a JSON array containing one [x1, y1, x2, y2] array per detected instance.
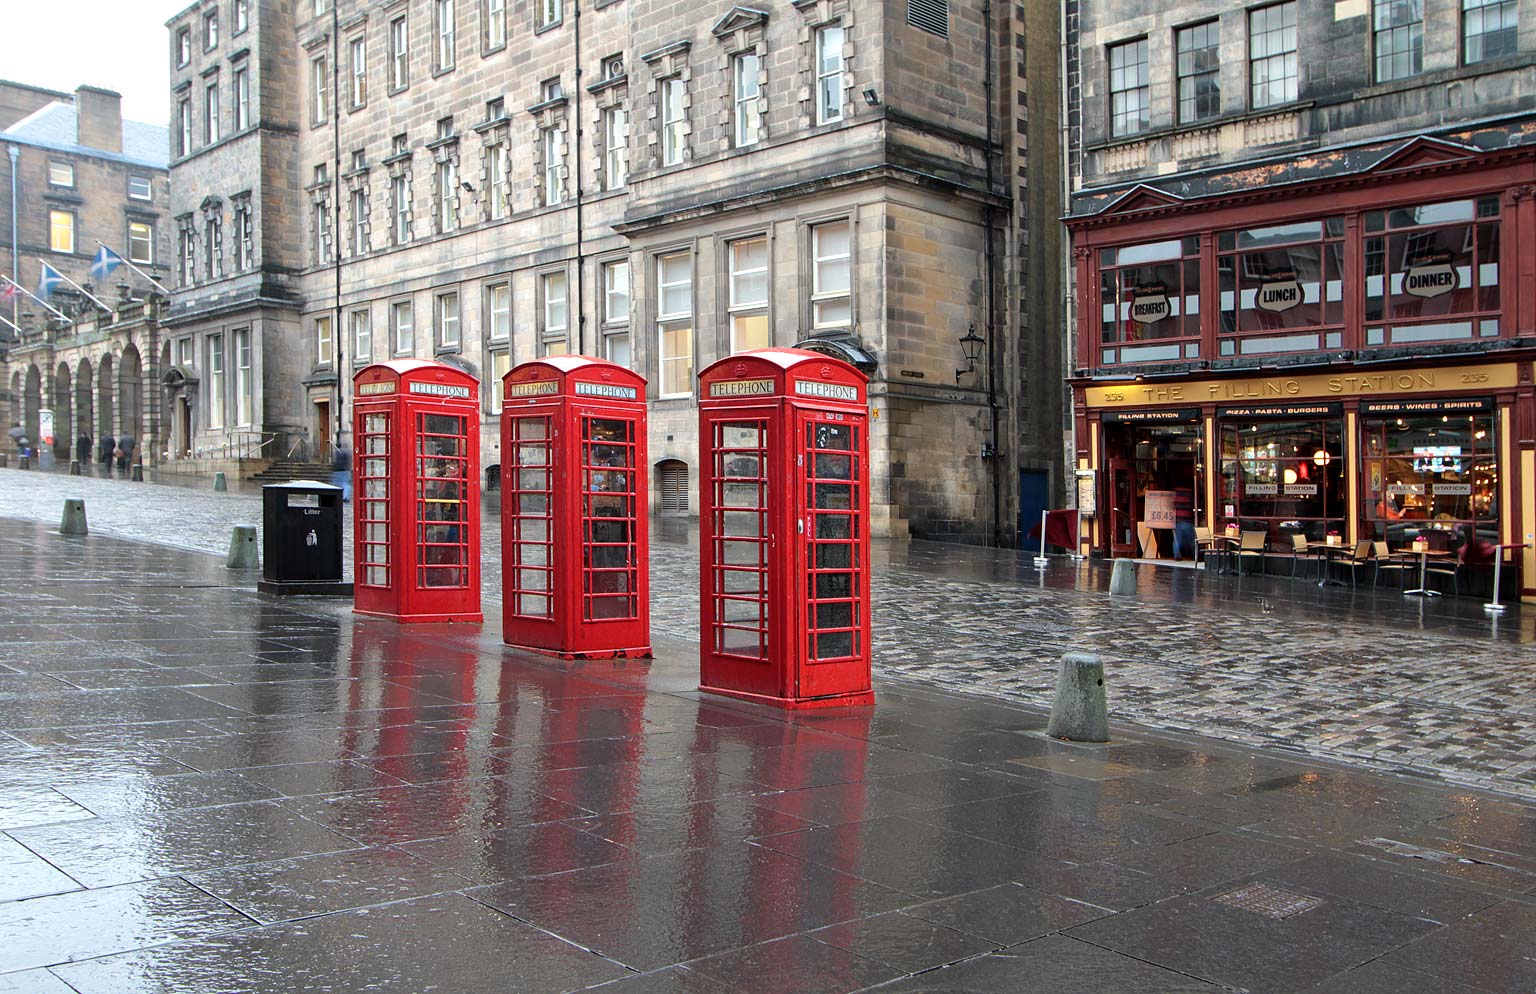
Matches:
[[6, 370, 19, 436], [97, 353, 115, 437], [119, 344, 143, 444], [53, 362, 72, 458], [23, 364, 41, 454], [75, 358, 95, 454]]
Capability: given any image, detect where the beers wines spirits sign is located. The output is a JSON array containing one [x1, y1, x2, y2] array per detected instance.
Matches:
[[1129, 283, 1169, 325], [1256, 270, 1302, 313], [1403, 250, 1458, 299]]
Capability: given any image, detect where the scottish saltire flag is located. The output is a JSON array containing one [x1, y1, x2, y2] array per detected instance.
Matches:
[[89, 245, 124, 284], [37, 263, 64, 300]]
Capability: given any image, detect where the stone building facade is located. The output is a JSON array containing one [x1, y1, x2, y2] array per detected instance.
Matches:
[[164, 0, 1063, 542], [1064, 0, 1536, 598], [0, 82, 171, 463]]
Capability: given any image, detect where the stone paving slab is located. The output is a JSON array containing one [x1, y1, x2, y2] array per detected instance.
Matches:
[[0, 517, 1532, 991], [3, 467, 1535, 804]]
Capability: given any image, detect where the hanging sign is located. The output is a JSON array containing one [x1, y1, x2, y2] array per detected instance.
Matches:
[[1256, 270, 1303, 313], [1403, 251, 1459, 299], [1129, 283, 1169, 325]]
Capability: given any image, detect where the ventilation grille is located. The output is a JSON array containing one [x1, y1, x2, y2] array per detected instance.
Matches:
[[659, 463, 688, 514], [907, 0, 949, 37]]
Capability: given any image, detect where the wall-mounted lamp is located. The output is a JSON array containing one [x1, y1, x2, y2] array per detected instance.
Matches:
[[461, 181, 476, 192], [862, 87, 880, 107], [954, 324, 985, 384]]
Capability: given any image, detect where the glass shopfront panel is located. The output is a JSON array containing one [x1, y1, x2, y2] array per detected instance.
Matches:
[[1218, 218, 1344, 356], [1360, 405, 1498, 553], [1098, 237, 1202, 366], [1219, 419, 1345, 543], [1363, 196, 1501, 346]]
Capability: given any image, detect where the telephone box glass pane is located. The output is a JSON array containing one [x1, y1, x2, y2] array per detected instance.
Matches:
[[416, 412, 470, 588], [359, 411, 391, 587], [509, 415, 554, 617], [711, 420, 769, 658], [583, 417, 639, 620], [805, 418, 862, 661]]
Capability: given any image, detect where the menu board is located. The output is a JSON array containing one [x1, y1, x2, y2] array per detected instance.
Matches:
[[1144, 490, 1176, 528], [1075, 470, 1097, 518]]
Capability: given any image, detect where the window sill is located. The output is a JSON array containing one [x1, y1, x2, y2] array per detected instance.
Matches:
[[431, 65, 456, 79], [534, 19, 563, 36]]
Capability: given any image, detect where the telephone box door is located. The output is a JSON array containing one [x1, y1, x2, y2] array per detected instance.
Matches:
[[794, 408, 871, 701]]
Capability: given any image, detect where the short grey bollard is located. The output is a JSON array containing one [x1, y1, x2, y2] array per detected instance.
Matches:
[[1109, 558, 1137, 596], [0, 453, 8, 468], [1047, 651, 1109, 743], [69, 460, 81, 475], [213, 471, 228, 492], [59, 499, 88, 536], [18, 455, 30, 471], [131, 462, 144, 481], [226, 525, 259, 569]]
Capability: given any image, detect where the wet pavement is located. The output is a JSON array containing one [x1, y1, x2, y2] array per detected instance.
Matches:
[[2, 467, 1535, 804], [0, 517, 1534, 990]]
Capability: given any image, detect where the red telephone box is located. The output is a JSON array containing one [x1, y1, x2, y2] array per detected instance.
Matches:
[[697, 348, 872, 709], [352, 359, 482, 624], [501, 356, 651, 659]]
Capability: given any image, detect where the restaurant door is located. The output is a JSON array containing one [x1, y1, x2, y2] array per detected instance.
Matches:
[[1108, 459, 1137, 558]]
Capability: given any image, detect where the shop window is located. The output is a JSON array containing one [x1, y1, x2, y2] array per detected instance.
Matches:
[[1363, 196, 1501, 347], [1097, 237, 1200, 365], [1219, 420, 1345, 543], [1361, 410, 1498, 551], [1217, 217, 1344, 356]]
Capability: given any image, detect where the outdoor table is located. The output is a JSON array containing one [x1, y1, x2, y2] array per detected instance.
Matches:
[[1404, 548, 1454, 598], [1484, 542, 1531, 615], [1314, 542, 1351, 587], [1211, 534, 1239, 575]]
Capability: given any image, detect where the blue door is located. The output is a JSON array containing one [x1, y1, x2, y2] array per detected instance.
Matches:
[[1018, 469, 1050, 550]]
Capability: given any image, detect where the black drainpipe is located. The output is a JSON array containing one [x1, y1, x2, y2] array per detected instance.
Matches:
[[982, 0, 1002, 547]]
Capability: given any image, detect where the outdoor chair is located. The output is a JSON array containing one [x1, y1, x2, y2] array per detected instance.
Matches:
[[1336, 540, 1376, 587], [1195, 526, 1221, 571], [1425, 548, 1461, 596], [1236, 530, 1267, 576], [1288, 534, 1324, 580], [1372, 541, 1412, 590]]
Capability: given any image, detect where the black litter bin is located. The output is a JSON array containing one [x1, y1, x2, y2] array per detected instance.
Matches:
[[259, 480, 354, 595]]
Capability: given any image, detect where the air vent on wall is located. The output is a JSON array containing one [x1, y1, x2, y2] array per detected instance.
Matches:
[[907, 0, 949, 37]]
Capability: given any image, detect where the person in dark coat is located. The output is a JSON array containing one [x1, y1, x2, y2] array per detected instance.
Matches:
[[116, 435, 136, 472], [7, 423, 26, 457], [76, 432, 91, 465], [99, 433, 116, 474]]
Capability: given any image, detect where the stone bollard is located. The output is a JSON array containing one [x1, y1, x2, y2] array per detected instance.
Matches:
[[226, 525, 259, 569], [213, 471, 228, 492], [59, 499, 88, 536], [1109, 558, 1137, 596], [69, 460, 81, 476], [131, 462, 144, 482], [0, 453, 7, 468], [1047, 651, 1109, 743], [18, 455, 30, 470]]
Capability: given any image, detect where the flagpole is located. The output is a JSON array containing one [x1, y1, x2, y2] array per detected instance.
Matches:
[[0, 312, 21, 336], [94, 240, 167, 292], [0, 274, 70, 323], [35, 259, 113, 314]]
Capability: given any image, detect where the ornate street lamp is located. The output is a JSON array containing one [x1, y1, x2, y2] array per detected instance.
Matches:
[[955, 324, 985, 384]]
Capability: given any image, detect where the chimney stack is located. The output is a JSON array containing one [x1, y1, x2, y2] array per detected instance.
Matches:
[[74, 86, 122, 154]]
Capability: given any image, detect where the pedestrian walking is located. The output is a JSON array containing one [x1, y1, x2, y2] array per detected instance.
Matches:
[[7, 422, 27, 457], [76, 432, 92, 465], [331, 436, 353, 502], [116, 435, 137, 473], [99, 433, 116, 476]]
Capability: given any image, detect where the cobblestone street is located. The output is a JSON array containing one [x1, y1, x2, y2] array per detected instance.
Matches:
[[3, 466, 1535, 804]]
